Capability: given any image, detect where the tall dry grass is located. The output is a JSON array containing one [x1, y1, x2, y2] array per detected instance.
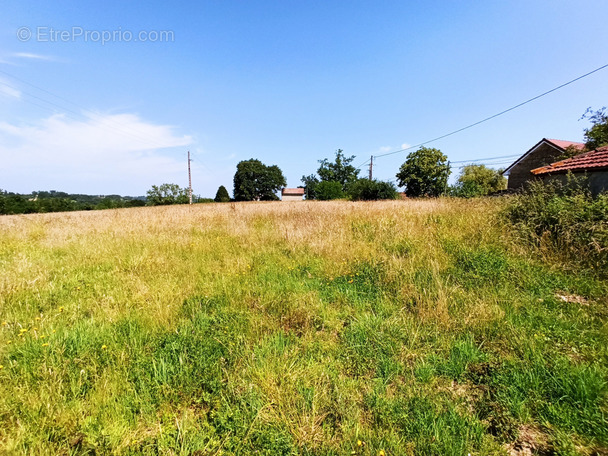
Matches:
[[0, 198, 606, 455]]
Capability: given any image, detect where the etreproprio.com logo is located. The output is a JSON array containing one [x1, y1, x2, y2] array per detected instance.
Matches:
[[17, 26, 174, 45]]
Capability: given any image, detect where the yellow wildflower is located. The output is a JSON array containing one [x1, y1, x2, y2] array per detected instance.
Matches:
[[19, 328, 28, 333], [7, 340, 12, 345], [101, 345, 107, 350], [0, 365, 3, 369], [42, 343, 49, 347], [40, 335, 45, 339], [379, 451, 386, 456], [357, 439, 363, 447], [35, 317, 41, 321], [2, 321, 7, 326]]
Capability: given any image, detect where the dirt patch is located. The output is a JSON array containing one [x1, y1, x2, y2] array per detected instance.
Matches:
[[504, 425, 550, 456], [555, 293, 588, 305]]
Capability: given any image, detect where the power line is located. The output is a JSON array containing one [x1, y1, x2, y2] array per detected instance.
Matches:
[[0, 71, 184, 150], [363, 62, 608, 163], [450, 153, 521, 164]]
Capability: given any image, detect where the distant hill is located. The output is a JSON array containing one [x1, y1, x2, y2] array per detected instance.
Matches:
[[0, 190, 146, 215]]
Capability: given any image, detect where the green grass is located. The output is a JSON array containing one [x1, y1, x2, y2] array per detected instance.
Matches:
[[0, 199, 606, 455]]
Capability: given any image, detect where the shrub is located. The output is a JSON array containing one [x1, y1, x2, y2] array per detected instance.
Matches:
[[503, 176, 608, 270], [146, 183, 189, 206], [316, 180, 345, 200], [451, 165, 506, 198], [348, 179, 398, 201], [214, 185, 231, 202]]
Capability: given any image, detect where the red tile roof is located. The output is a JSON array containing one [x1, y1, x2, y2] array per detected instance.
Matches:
[[531, 145, 608, 175], [503, 138, 586, 174], [281, 188, 305, 195], [545, 139, 586, 150]]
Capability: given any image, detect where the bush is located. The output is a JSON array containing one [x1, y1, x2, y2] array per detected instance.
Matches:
[[214, 185, 231, 203], [146, 183, 189, 206], [451, 165, 506, 198], [316, 181, 345, 200], [503, 176, 608, 270], [348, 179, 398, 201]]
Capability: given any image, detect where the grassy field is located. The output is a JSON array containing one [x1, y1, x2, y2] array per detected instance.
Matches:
[[0, 199, 606, 455]]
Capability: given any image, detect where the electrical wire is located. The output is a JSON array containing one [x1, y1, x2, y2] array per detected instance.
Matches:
[[356, 62, 608, 169], [0, 72, 187, 150]]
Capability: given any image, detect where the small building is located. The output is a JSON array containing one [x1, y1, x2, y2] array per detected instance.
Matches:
[[281, 187, 305, 201], [503, 138, 585, 190], [531, 145, 608, 196]]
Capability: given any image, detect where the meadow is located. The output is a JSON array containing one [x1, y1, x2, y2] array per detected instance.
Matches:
[[0, 199, 606, 455]]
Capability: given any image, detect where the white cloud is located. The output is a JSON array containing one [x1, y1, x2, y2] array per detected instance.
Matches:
[[12, 52, 55, 61], [401, 143, 411, 150], [0, 112, 194, 194]]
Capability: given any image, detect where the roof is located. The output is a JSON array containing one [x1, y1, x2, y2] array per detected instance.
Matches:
[[281, 188, 305, 195], [531, 145, 608, 175], [544, 139, 586, 150], [502, 138, 586, 175]]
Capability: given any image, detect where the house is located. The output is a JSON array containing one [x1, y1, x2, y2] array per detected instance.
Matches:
[[281, 188, 305, 201], [502, 138, 585, 190], [531, 145, 608, 195]]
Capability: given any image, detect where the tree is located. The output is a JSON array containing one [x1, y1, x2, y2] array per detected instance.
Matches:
[[233, 159, 286, 201], [451, 164, 506, 197], [316, 181, 345, 200], [348, 179, 398, 201], [301, 149, 360, 199], [582, 107, 608, 150], [214, 185, 231, 202], [396, 147, 451, 197], [146, 183, 189, 206], [300, 174, 319, 200], [317, 149, 360, 191]]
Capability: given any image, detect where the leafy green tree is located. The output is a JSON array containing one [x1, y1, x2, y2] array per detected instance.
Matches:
[[214, 185, 231, 202], [146, 183, 189, 206], [316, 181, 345, 200], [317, 149, 360, 191], [124, 199, 146, 208], [300, 174, 319, 200], [233, 159, 286, 201], [301, 149, 359, 199], [582, 107, 608, 150], [451, 164, 506, 197], [0, 191, 36, 214], [348, 179, 398, 201], [396, 147, 451, 197]]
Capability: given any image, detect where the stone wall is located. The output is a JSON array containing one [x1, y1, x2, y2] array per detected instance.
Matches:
[[541, 171, 608, 196], [507, 142, 564, 190]]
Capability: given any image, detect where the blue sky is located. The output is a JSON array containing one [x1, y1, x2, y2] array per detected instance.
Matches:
[[1, 0, 607, 196]]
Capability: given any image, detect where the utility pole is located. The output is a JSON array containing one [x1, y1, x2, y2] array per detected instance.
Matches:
[[368, 155, 373, 180], [187, 150, 193, 205], [445, 160, 450, 195]]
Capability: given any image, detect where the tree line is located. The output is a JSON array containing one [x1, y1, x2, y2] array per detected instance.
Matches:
[[0, 190, 146, 215], [8, 107, 603, 212], [216, 107, 607, 201], [213, 148, 506, 203]]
